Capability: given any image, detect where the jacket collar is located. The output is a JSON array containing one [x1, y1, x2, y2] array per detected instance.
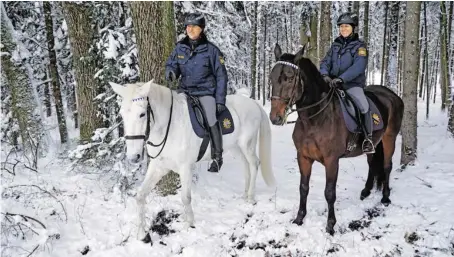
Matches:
[[179, 34, 208, 52], [334, 33, 359, 45]]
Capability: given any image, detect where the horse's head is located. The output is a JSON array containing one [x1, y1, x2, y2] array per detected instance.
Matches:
[[269, 43, 306, 125], [110, 81, 152, 164]]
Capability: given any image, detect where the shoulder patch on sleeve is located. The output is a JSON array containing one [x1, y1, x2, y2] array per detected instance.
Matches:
[[219, 56, 225, 65], [358, 47, 367, 57]]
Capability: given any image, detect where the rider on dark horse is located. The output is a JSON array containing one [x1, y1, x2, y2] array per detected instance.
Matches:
[[165, 13, 228, 173], [320, 12, 375, 154]]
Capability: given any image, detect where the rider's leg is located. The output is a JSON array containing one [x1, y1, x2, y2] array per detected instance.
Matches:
[[345, 87, 375, 153], [198, 95, 223, 172]]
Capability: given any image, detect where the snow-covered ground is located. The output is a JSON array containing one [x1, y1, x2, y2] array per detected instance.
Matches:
[[2, 99, 454, 257]]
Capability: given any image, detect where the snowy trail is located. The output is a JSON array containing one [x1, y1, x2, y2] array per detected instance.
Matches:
[[2, 101, 454, 257]]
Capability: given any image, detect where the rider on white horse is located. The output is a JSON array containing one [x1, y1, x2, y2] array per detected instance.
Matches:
[[165, 13, 227, 173]]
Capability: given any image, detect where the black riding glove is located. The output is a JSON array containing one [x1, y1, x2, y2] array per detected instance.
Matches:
[[330, 78, 343, 88], [216, 104, 226, 114], [165, 70, 176, 82], [322, 75, 332, 84]]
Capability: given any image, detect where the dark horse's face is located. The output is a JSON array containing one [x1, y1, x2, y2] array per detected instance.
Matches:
[[269, 44, 306, 125]]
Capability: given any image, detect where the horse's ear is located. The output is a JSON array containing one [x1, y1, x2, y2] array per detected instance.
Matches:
[[274, 43, 282, 61], [294, 43, 307, 63], [109, 82, 125, 97]]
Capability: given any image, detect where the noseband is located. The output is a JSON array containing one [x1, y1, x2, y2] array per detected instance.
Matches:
[[124, 93, 174, 159], [271, 61, 335, 122]]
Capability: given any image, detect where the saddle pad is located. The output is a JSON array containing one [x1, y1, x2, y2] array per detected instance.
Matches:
[[186, 96, 235, 138], [337, 93, 384, 133]]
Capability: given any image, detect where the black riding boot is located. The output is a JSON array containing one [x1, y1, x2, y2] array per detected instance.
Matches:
[[362, 111, 375, 154], [208, 122, 223, 172]]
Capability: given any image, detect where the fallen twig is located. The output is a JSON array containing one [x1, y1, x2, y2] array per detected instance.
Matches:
[[6, 185, 68, 222]]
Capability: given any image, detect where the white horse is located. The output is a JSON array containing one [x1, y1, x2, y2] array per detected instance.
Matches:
[[109, 81, 276, 239]]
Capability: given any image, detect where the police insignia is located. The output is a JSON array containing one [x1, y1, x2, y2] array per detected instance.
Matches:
[[358, 47, 367, 57], [223, 118, 231, 129], [219, 56, 225, 65], [372, 113, 380, 125], [177, 55, 185, 59]]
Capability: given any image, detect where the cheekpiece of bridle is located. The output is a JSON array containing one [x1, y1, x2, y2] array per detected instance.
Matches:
[[124, 97, 153, 141], [270, 61, 302, 121], [270, 60, 335, 122], [123, 93, 174, 159]]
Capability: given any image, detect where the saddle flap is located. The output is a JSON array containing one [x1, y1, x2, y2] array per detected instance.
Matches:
[[184, 93, 235, 138], [336, 91, 384, 133]]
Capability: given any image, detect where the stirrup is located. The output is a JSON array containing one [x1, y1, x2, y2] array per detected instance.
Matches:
[[362, 138, 375, 154], [208, 159, 221, 173]]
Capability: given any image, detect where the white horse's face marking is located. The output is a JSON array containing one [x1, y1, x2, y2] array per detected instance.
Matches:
[[110, 82, 150, 163]]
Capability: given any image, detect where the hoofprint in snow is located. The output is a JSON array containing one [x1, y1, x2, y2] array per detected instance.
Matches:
[[2, 100, 454, 257]]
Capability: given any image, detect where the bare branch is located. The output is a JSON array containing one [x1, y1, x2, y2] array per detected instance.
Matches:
[[6, 185, 68, 222], [2, 212, 46, 229], [26, 244, 39, 257]]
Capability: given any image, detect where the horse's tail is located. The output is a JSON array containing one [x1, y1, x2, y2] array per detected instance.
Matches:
[[258, 106, 276, 187]]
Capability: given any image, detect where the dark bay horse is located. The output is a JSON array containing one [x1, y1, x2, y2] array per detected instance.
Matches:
[[269, 44, 404, 235]]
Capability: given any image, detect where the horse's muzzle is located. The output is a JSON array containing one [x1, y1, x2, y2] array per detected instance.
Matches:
[[270, 115, 285, 126]]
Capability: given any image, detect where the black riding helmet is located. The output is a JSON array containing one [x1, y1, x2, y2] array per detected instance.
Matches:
[[184, 13, 206, 29], [337, 12, 358, 27]]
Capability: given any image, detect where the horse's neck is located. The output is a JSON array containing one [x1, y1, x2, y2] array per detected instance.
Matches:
[[147, 85, 173, 133], [296, 80, 333, 123]]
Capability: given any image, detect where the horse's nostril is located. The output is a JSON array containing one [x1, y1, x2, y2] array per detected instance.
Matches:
[[136, 154, 141, 160]]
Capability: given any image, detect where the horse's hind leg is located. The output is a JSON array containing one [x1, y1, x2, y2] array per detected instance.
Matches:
[[361, 141, 384, 200], [239, 137, 259, 204], [235, 147, 251, 200], [135, 165, 170, 240], [380, 133, 397, 205]]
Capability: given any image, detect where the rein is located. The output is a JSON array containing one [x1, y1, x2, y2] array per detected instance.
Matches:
[[124, 91, 174, 159]]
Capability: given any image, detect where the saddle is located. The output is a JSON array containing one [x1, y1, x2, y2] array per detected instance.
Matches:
[[335, 89, 384, 133], [184, 93, 235, 161]]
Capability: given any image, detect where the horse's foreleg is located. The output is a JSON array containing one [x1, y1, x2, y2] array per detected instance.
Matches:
[[179, 165, 194, 228], [135, 164, 169, 240], [324, 158, 339, 235], [293, 155, 313, 225]]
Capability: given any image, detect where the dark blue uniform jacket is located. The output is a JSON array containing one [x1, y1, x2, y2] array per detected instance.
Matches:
[[165, 35, 228, 105], [320, 33, 368, 89]]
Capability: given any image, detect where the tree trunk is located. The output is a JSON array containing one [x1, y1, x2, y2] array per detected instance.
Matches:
[[262, 11, 267, 106], [44, 2, 68, 144], [63, 2, 102, 142], [1, 3, 44, 154], [424, 2, 430, 119], [307, 9, 318, 67], [400, 1, 421, 166], [385, 2, 399, 91], [320, 1, 332, 57], [363, 1, 369, 44], [381, 2, 389, 86], [44, 75, 52, 117], [397, 2, 407, 96], [440, 1, 450, 111], [129, 2, 180, 196], [250, 1, 258, 99]]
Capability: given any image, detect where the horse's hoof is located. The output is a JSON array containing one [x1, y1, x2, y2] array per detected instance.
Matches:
[[292, 218, 303, 226], [360, 189, 371, 200], [326, 226, 335, 236], [381, 197, 391, 206]]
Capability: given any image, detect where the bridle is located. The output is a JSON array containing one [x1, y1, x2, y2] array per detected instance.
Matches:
[[270, 60, 335, 122], [124, 92, 174, 159]]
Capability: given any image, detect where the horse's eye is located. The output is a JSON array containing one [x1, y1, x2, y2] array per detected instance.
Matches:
[[140, 113, 145, 118]]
